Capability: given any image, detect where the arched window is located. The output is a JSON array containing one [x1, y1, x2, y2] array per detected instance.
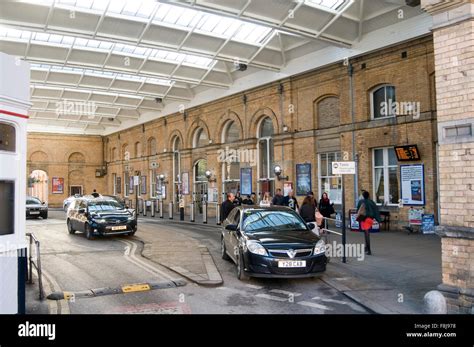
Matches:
[[122, 144, 129, 161], [194, 159, 209, 208], [371, 84, 396, 119], [257, 117, 275, 198], [222, 121, 240, 143], [172, 136, 181, 204], [134, 142, 141, 158], [317, 96, 340, 129], [193, 128, 208, 148], [148, 137, 157, 156], [111, 147, 117, 161]]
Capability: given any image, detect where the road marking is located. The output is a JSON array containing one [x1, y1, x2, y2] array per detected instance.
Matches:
[[119, 239, 175, 281], [216, 286, 249, 296], [297, 300, 333, 311], [245, 284, 263, 290], [269, 289, 302, 297], [312, 296, 350, 305], [255, 293, 290, 302]]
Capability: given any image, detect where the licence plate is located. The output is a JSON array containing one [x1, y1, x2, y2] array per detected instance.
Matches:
[[111, 225, 127, 231], [278, 260, 306, 268], [29, 211, 40, 215]]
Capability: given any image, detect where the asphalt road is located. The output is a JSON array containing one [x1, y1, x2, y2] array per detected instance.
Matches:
[[26, 211, 368, 314]]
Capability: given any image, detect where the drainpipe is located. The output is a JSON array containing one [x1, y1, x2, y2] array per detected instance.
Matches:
[[348, 62, 359, 206]]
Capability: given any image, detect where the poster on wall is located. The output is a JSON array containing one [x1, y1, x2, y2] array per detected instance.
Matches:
[[181, 172, 190, 195], [400, 164, 425, 205], [52, 177, 64, 194], [283, 182, 293, 197], [296, 163, 311, 196], [240, 168, 252, 196]]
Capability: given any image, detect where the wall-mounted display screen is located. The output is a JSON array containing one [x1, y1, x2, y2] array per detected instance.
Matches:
[[0, 123, 16, 152], [0, 181, 15, 235]]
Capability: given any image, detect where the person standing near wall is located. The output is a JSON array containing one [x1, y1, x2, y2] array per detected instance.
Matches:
[[272, 188, 284, 206], [356, 191, 381, 255], [221, 193, 236, 222], [283, 190, 299, 212]]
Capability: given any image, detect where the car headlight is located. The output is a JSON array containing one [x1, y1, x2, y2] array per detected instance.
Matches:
[[246, 241, 268, 256], [314, 240, 326, 255], [94, 218, 107, 224]]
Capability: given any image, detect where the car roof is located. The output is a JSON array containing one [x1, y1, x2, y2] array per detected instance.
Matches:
[[76, 196, 120, 203]]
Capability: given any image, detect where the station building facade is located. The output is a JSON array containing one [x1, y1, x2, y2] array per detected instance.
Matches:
[[30, 35, 438, 227]]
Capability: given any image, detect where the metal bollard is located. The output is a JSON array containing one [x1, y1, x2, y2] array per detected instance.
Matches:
[[168, 201, 173, 219], [203, 200, 207, 224], [216, 203, 221, 225], [159, 199, 163, 218], [151, 200, 155, 217], [143, 200, 147, 216], [190, 201, 195, 222]]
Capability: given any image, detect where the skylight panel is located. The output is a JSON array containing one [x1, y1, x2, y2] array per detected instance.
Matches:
[[199, 14, 220, 32], [175, 9, 197, 27], [122, 2, 142, 16], [305, 0, 345, 10], [107, 0, 126, 14], [163, 6, 184, 24], [75, 0, 94, 9], [91, 0, 108, 12], [136, 1, 156, 19]]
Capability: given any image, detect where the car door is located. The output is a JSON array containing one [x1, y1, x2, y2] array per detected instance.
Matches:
[[77, 200, 88, 232], [69, 200, 79, 230], [228, 209, 241, 261], [223, 208, 238, 260]]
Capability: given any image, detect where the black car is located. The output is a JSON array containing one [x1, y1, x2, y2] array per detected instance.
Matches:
[[66, 197, 137, 240], [26, 196, 48, 219], [221, 206, 327, 280]]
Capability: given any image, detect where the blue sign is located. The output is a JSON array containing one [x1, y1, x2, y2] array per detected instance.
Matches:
[[422, 214, 435, 234], [240, 168, 252, 196]]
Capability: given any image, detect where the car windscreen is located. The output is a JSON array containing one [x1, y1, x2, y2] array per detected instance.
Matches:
[[88, 201, 123, 211], [242, 210, 308, 232], [26, 197, 41, 205]]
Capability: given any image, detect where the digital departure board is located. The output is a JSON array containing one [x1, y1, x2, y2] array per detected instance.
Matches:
[[394, 145, 421, 161]]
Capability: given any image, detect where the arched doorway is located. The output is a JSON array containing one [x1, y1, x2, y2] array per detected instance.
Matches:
[[193, 159, 208, 214], [28, 170, 48, 203]]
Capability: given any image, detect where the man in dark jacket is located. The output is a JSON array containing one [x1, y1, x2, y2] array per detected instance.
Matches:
[[272, 188, 284, 206], [221, 193, 236, 222]]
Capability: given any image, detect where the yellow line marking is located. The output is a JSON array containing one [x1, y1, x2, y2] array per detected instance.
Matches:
[[122, 283, 151, 293]]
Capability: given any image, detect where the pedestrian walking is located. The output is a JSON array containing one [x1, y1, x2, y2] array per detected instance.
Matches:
[[356, 191, 381, 255], [242, 195, 253, 205], [234, 191, 243, 206], [300, 196, 316, 223], [318, 192, 335, 229]]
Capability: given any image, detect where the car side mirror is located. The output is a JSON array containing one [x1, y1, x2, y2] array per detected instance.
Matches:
[[42, 201, 46, 205], [78, 208, 86, 214], [225, 224, 237, 231], [307, 222, 315, 230]]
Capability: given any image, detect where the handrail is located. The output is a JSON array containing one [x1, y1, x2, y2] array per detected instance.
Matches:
[[26, 232, 45, 300]]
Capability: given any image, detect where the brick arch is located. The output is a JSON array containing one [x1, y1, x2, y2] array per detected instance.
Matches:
[[30, 150, 48, 162], [313, 94, 340, 129], [214, 110, 243, 144], [186, 119, 211, 148], [67, 151, 86, 163], [168, 130, 184, 151], [249, 107, 279, 138]]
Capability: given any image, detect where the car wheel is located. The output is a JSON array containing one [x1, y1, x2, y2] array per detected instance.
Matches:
[[128, 231, 136, 236], [221, 237, 231, 261], [85, 224, 94, 240], [41, 213, 48, 220], [236, 251, 250, 281], [67, 220, 75, 234]]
